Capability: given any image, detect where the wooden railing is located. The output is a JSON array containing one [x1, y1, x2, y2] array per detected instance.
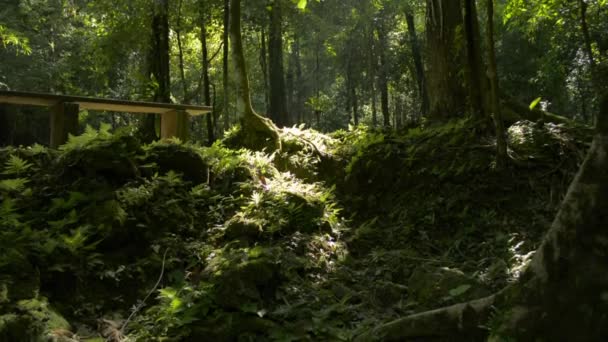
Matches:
[[0, 90, 212, 147]]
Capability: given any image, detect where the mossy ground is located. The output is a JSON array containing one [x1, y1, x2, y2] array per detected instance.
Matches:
[[0, 119, 590, 341]]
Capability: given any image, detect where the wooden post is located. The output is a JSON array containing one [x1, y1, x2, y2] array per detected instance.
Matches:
[[161, 110, 189, 141], [50, 102, 79, 148]]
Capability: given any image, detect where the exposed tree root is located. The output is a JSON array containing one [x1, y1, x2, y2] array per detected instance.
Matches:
[[355, 294, 499, 341]]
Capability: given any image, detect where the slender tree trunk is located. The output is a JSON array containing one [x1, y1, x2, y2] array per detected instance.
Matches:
[[293, 34, 304, 124], [222, 0, 230, 131], [259, 27, 270, 114], [463, 0, 486, 119], [268, 0, 289, 127], [368, 27, 378, 127], [352, 85, 359, 126], [405, 10, 429, 116], [286, 41, 295, 124], [176, 0, 188, 99], [486, 0, 507, 169], [376, 19, 390, 127], [425, 0, 466, 121], [229, 0, 280, 151], [200, 3, 215, 145]]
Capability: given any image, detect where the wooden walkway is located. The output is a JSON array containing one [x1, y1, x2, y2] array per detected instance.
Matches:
[[0, 90, 212, 147]]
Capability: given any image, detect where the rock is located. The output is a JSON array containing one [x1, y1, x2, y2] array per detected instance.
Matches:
[[204, 247, 280, 309], [0, 297, 71, 341], [143, 143, 208, 184], [224, 216, 262, 241], [371, 281, 408, 307], [408, 265, 490, 307]]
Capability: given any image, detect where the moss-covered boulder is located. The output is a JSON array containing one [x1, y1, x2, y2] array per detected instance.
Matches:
[[408, 266, 491, 308], [142, 142, 208, 183], [203, 246, 281, 310], [0, 297, 71, 342]]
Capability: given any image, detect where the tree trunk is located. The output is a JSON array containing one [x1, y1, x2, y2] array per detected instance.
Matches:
[[352, 85, 359, 126], [222, 0, 230, 131], [356, 95, 608, 341], [376, 19, 390, 127], [176, 0, 188, 100], [259, 27, 270, 114], [486, 0, 507, 169], [141, 0, 171, 143], [405, 10, 429, 117], [229, 0, 280, 151], [425, 0, 466, 121], [463, 0, 486, 119], [268, 0, 289, 127], [293, 34, 304, 124], [368, 27, 378, 128], [200, 2, 215, 145]]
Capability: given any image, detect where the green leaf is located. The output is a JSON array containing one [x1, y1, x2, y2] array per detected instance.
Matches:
[[297, 0, 307, 9], [529, 97, 542, 110], [449, 284, 471, 297]]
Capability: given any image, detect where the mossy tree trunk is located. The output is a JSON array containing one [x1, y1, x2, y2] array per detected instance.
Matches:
[[356, 95, 608, 341], [229, 0, 281, 151]]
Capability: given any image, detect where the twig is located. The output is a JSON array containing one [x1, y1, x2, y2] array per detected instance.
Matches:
[[120, 248, 169, 334]]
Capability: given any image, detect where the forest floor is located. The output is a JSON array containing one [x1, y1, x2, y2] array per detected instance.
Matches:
[[0, 118, 591, 341]]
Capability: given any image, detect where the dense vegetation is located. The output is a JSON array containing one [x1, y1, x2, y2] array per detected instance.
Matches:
[[1, 0, 607, 341]]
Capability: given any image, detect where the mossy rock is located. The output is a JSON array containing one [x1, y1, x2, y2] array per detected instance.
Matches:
[[283, 192, 325, 234], [205, 247, 280, 309], [371, 281, 408, 307], [223, 216, 262, 241], [0, 297, 71, 342], [143, 143, 208, 183], [408, 266, 490, 307], [55, 134, 140, 184]]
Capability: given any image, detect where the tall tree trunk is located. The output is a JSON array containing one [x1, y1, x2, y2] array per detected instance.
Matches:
[[463, 0, 486, 119], [141, 0, 171, 142], [200, 2, 215, 145], [286, 39, 295, 124], [425, 0, 466, 121], [176, 0, 188, 99], [259, 27, 270, 114], [486, 0, 507, 169], [293, 34, 304, 124], [368, 30, 378, 128], [376, 19, 390, 127], [405, 10, 429, 116], [268, 0, 289, 127], [229, 0, 280, 151], [352, 85, 359, 126], [222, 0, 230, 131]]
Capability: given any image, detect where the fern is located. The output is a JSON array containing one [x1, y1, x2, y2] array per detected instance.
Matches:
[[0, 178, 29, 192], [2, 155, 32, 175]]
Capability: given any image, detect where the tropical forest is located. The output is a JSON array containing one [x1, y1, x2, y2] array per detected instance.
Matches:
[[0, 0, 607, 340]]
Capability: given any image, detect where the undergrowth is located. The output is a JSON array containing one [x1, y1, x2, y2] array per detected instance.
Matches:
[[0, 119, 590, 341]]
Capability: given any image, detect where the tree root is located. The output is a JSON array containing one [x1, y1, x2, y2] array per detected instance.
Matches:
[[355, 294, 498, 341]]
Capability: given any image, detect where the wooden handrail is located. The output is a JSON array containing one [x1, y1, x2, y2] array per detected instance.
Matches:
[[0, 90, 211, 147], [0, 90, 211, 116]]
